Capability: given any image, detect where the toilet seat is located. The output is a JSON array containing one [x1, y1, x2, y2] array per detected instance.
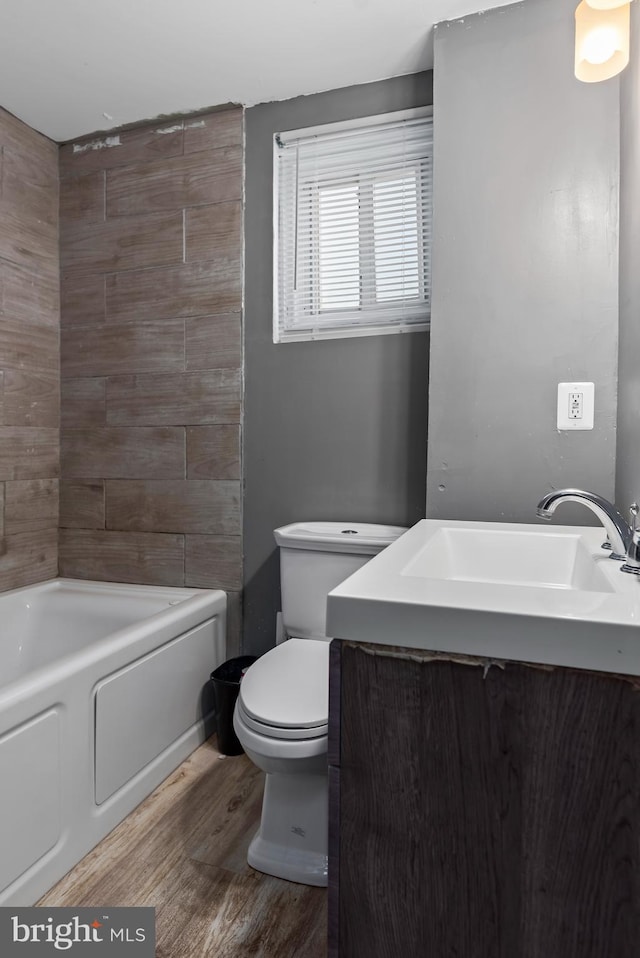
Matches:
[[234, 701, 328, 760], [236, 699, 327, 740], [238, 638, 329, 738]]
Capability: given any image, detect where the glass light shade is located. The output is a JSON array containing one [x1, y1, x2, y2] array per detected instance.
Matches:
[[575, 0, 630, 81], [584, 0, 629, 9]]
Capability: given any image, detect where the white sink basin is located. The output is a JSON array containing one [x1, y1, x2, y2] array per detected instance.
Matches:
[[401, 526, 614, 593], [326, 518, 640, 677]]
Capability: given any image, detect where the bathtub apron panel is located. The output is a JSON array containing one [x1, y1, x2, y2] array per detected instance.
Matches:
[[95, 618, 217, 804], [0, 711, 61, 893]]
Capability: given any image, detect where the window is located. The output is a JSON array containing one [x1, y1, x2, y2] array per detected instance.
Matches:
[[273, 107, 433, 343]]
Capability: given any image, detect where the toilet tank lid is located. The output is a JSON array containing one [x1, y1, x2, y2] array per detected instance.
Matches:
[[274, 521, 408, 555]]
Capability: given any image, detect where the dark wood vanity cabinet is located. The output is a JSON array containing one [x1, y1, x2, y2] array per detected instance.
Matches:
[[328, 639, 640, 958]]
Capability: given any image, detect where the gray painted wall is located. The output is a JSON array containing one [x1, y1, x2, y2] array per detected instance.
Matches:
[[244, 75, 432, 655], [616, 4, 640, 511], [426, 0, 619, 525]]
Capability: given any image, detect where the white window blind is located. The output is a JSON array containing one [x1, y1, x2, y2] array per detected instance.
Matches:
[[273, 107, 433, 343]]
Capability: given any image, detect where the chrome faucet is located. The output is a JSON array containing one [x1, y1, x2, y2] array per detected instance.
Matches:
[[536, 488, 632, 561], [621, 503, 640, 575]]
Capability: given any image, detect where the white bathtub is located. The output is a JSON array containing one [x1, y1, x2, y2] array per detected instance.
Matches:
[[0, 577, 227, 906]]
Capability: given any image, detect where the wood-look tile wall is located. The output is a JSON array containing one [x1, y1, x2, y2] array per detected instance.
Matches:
[[59, 110, 243, 652], [0, 107, 60, 592]]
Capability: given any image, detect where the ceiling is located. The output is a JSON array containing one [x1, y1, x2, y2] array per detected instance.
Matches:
[[0, 0, 518, 143]]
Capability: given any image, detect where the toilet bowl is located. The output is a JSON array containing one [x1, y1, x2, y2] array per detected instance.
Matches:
[[233, 637, 330, 886], [234, 521, 407, 886]]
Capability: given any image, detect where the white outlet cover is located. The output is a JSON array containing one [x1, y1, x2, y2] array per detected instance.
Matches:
[[557, 382, 595, 430]]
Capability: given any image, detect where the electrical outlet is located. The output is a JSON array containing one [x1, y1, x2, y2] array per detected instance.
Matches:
[[557, 382, 594, 430], [568, 392, 583, 419]]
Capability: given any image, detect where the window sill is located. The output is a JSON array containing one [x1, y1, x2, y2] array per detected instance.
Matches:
[[274, 320, 430, 344]]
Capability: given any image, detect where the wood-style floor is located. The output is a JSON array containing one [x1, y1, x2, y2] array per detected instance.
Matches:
[[38, 737, 327, 958]]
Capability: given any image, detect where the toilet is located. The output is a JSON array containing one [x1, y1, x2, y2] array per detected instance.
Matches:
[[233, 520, 407, 886]]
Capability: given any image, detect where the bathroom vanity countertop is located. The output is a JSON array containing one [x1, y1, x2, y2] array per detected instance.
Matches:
[[325, 518, 640, 677]]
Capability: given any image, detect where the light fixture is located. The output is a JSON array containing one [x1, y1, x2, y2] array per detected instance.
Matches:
[[575, 0, 631, 81], [584, 0, 628, 9]]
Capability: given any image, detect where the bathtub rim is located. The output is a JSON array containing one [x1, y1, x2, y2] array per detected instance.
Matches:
[[0, 577, 226, 711]]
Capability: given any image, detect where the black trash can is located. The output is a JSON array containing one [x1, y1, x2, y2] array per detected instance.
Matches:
[[210, 656, 257, 755]]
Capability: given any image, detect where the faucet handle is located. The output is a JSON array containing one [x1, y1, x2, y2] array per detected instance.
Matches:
[[630, 503, 639, 536]]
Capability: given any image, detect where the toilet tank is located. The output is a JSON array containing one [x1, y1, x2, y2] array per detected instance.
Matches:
[[274, 522, 408, 641]]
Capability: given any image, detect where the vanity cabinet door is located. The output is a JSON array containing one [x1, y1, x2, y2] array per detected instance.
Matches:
[[328, 639, 640, 958]]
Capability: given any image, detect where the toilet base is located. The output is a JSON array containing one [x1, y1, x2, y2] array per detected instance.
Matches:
[[248, 769, 328, 887]]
